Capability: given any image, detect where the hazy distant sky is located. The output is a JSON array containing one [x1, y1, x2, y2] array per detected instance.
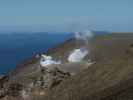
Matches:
[[0, 0, 132, 32]]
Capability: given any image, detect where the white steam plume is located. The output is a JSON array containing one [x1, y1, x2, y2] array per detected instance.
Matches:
[[74, 30, 94, 46]]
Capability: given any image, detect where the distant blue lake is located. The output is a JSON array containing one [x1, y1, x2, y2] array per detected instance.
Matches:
[[0, 32, 73, 74]]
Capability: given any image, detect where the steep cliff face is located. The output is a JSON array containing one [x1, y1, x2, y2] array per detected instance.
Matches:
[[1, 33, 133, 100]]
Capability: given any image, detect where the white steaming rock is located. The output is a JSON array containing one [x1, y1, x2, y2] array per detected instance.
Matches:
[[41, 55, 52, 60], [40, 54, 61, 67], [68, 47, 89, 62], [40, 60, 61, 67]]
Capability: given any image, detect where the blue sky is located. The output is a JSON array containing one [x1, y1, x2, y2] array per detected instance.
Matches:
[[0, 0, 132, 32]]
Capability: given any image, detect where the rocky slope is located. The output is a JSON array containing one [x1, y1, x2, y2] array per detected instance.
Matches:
[[1, 33, 133, 100]]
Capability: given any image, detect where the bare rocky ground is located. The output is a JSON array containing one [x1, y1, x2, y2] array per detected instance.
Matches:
[[1, 33, 133, 100]]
